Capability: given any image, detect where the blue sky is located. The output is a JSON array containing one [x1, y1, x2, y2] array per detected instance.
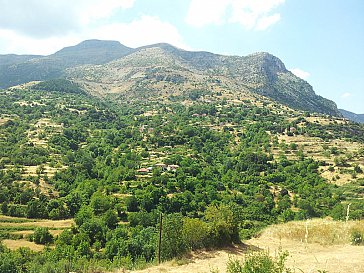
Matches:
[[0, 0, 363, 113]]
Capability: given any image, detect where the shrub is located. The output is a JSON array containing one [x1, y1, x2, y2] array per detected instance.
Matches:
[[182, 217, 209, 250], [33, 227, 54, 245], [160, 214, 187, 261], [226, 250, 293, 273], [351, 230, 363, 245]]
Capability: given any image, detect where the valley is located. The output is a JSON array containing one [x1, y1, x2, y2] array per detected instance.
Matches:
[[0, 41, 363, 273]]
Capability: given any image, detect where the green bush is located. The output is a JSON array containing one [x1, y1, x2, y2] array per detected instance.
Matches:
[[351, 230, 363, 245], [227, 250, 293, 273], [160, 214, 187, 261], [33, 227, 54, 245], [182, 217, 209, 250]]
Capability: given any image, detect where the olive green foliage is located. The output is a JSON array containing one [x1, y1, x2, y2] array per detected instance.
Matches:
[[351, 230, 363, 245], [32, 227, 53, 245], [31, 79, 85, 94], [227, 250, 293, 273]]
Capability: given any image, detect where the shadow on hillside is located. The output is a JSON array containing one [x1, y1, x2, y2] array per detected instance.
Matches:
[[222, 242, 262, 254], [187, 242, 262, 261]]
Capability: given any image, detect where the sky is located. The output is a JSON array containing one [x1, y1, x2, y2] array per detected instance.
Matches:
[[0, 0, 363, 113]]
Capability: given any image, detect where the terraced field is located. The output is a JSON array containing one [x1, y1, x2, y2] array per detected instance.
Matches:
[[0, 215, 74, 251]]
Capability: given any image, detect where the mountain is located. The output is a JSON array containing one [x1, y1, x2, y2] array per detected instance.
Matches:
[[340, 109, 364, 123], [0, 54, 42, 66], [1, 40, 341, 116], [0, 40, 133, 88], [67, 43, 341, 116]]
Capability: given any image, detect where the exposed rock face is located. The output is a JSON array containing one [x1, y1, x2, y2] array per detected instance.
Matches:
[[0, 41, 341, 116]]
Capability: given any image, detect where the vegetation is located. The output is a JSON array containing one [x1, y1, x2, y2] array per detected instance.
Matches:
[[31, 79, 85, 95], [226, 250, 292, 273], [0, 83, 363, 272]]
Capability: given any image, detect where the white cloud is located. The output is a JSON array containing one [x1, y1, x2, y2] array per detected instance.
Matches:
[[81, 0, 135, 25], [0, 1, 190, 55], [185, 0, 229, 27], [0, 0, 135, 37], [290, 68, 310, 80], [0, 29, 82, 55], [92, 15, 188, 49], [255, 13, 281, 31], [186, 0, 285, 30], [341, 92, 352, 99], [0, 15, 188, 55]]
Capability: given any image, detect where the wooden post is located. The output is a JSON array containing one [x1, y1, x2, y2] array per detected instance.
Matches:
[[346, 203, 351, 222], [158, 213, 163, 264]]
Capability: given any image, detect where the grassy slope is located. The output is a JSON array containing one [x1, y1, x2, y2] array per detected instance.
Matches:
[[130, 219, 364, 273]]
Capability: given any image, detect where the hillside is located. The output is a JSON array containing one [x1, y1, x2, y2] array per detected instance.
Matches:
[[0, 42, 363, 273], [0, 80, 363, 271], [130, 219, 364, 273], [0, 40, 133, 88], [1, 40, 341, 116], [67, 43, 341, 116], [0, 54, 42, 66], [340, 109, 364, 123]]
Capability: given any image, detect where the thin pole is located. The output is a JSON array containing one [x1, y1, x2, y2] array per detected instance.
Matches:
[[346, 203, 351, 222], [158, 213, 163, 264]]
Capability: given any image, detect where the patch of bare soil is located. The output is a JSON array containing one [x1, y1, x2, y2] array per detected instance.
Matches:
[[126, 246, 247, 273]]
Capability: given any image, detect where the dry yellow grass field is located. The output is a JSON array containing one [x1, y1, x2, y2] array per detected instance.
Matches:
[[128, 219, 364, 273], [0, 218, 74, 228], [274, 134, 364, 185], [3, 239, 45, 252], [0, 216, 74, 251]]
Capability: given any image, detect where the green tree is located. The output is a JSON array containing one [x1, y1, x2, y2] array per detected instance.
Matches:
[[182, 217, 209, 250], [103, 209, 119, 229], [90, 191, 112, 215], [33, 227, 54, 245], [160, 214, 187, 261], [74, 205, 94, 226], [204, 204, 239, 246], [26, 199, 48, 219]]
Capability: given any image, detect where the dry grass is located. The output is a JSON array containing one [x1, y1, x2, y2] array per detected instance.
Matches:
[[0, 218, 74, 228], [274, 134, 364, 185], [0, 215, 33, 222], [0, 117, 10, 125], [2, 239, 45, 252], [262, 218, 364, 246], [10, 229, 64, 237], [130, 219, 364, 273], [1, 216, 72, 251], [305, 116, 348, 126]]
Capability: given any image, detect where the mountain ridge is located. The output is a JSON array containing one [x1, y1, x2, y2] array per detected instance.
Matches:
[[339, 109, 364, 123], [1, 40, 341, 116], [0, 40, 133, 88]]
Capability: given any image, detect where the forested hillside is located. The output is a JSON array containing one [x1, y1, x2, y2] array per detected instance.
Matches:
[[0, 81, 363, 272]]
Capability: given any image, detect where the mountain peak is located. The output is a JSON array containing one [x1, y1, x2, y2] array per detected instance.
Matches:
[[54, 39, 132, 56], [247, 52, 287, 73]]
